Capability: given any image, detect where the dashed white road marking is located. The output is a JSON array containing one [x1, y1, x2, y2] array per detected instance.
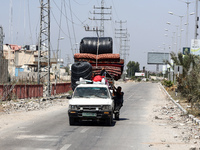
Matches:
[[80, 128, 89, 133], [60, 144, 71, 150], [127, 94, 134, 100], [15, 148, 52, 150], [16, 135, 60, 142], [15, 130, 29, 133]]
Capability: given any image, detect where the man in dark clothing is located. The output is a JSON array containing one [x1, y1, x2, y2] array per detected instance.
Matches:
[[113, 86, 124, 111]]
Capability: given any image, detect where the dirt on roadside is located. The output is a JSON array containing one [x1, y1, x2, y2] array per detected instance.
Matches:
[[148, 84, 200, 150], [0, 105, 3, 113]]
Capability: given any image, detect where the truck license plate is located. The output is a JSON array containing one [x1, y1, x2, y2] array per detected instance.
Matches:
[[82, 112, 97, 117]]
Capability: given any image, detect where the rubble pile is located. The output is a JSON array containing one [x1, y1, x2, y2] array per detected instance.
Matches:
[[153, 101, 200, 149], [0, 95, 68, 114]]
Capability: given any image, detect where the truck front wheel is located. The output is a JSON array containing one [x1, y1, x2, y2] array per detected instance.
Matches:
[[69, 117, 75, 125], [106, 114, 113, 126]]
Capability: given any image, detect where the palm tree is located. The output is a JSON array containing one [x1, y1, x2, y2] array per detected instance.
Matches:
[[165, 52, 197, 78], [166, 51, 200, 107]]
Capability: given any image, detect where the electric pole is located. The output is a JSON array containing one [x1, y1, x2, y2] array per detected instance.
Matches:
[[0, 26, 4, 58], [195, 0, 199, 39], [90, 0, 112, 37], [121, 37, 130, 68], [186, 1, 191, 46], [115, 20, 127, 55], [38, 0, 51, 97]]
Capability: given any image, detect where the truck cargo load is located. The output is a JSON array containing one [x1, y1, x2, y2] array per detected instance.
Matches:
[[80, 37, 113, 54], [71, 37, 124, 90]]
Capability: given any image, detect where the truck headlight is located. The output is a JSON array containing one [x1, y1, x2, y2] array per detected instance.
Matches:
[[69, 105, 78, 110], [102, 105, 111, 110]]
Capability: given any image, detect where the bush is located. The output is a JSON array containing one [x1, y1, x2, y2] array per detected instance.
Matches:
[[163, 80, 173, 87]]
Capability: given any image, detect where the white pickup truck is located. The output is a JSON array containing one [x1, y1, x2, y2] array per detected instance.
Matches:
[[67, 83, 114, 126]]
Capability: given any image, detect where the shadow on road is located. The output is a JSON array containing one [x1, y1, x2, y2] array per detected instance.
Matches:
[[69, 117, 129, 127], [116, 118, 129, 121]]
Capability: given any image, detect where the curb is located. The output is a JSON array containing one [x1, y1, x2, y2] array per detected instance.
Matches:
[[159, 83, 200, 126]]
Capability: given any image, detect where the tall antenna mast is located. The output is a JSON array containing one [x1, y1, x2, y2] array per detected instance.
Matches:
[[38, 0, 51, 96]]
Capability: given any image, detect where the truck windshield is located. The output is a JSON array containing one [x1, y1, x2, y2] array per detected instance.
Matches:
[[73, 87, 109, 99]]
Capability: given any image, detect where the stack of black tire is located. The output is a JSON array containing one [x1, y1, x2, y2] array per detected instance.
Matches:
[[71, 62, 92, 91], [71, 37, 113, 90]]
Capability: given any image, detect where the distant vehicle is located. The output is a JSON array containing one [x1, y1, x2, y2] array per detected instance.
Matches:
[[67, 83, 114, 126]]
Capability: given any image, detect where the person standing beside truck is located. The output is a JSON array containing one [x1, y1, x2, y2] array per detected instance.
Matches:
[[113, 86, 124, 120], [114, 86, 124, 105]]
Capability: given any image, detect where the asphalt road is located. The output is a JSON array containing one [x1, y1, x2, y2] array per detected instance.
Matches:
[[0, 82, 161, 150]]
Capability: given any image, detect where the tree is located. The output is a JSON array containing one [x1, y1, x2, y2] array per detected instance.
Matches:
[[166, 52, 200, 110], [165, 52, 197, 78], [126, 61, 140, 77]]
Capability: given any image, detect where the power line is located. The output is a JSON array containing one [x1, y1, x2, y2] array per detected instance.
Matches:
[[27, 0, 33, 44], [52, 0, 85, 26], [111, 0, 120, 20], [51, 9, 70, 38], [56, 0, 63, 61], [72, 0, 93, 5], [69, 0, 77, 49], [64, 1, 74, 55]]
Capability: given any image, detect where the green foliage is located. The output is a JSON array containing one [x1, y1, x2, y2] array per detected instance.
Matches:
[[162, 80, 173, 87], [166, 52, 200, 114], [137, 78, 141, 82], [126, 61, 140, 78], [68, 90, 73, 96], [65, 67, 69, 74]]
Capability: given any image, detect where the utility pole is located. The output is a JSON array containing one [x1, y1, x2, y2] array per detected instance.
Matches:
[[115, 20, 127, 55], [84, 26, 103, 67], [186, 1, 191, 46], [121, 37, 130, 69], [38, 0, 51, 97], [0, 26, 4, 58], [195, 0, 199, 39], [90, 0, 112, 37], [8, 0, 13, 77]]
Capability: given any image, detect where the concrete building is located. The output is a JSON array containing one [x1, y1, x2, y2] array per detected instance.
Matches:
[[3, 44, 58, 82]]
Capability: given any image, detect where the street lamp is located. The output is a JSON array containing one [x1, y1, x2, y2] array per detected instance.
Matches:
[[56, 37, 64, 84], [57, 37, 64, 62], [166, 22, 179, 55], [185, 12, 195, 46], [168, 11, 184, 53]]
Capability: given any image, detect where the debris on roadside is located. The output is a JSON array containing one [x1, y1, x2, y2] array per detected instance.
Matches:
[[0, 94, 69, 115]]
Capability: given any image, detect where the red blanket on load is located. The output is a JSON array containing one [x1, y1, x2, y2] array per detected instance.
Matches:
[[74, 53, 120, 60]]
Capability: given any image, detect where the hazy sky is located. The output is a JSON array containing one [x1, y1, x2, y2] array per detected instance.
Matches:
[[0, 0, 198, 71]]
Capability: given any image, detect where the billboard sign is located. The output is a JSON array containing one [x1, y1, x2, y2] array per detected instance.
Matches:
[[147, 52, 169, 64], [191, 39, 200, 55]]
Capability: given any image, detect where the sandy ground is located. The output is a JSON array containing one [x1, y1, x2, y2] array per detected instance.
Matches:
[[0, 82, 199, 150]]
